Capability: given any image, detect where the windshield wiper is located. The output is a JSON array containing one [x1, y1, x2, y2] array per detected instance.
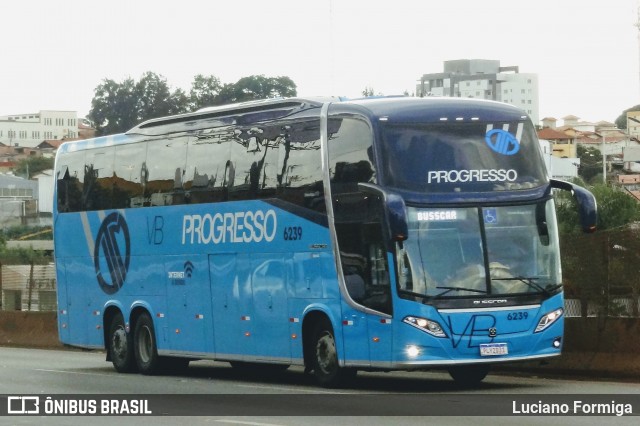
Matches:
[[491, 276, 551, 296], [433, 286, 488, 298]]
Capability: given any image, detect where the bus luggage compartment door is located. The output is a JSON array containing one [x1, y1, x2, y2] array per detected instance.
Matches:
[[210, 254, 253, 360]]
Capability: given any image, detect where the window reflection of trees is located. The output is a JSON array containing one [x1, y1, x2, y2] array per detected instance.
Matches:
[[85, 149, 114, 210], [56, 117, 330, 213], [147, 136, 188, 206], [56, 151, 85, 213], [114, 143, 147, 208], [276, 120, 324, 212]]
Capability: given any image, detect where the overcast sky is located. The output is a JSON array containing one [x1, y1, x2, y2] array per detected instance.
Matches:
[[1, 0, 638, 124]]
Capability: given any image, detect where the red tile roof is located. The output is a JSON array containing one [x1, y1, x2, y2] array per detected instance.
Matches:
[[537, 128, 572, 140]]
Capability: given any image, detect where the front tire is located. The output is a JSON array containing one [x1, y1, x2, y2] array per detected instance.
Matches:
[[133, 312, 162, 375], [108, 312, 136, 373], [312, 320, 356, 387]]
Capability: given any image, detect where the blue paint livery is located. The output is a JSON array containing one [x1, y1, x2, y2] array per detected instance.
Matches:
[[53, 97, 595, 384]]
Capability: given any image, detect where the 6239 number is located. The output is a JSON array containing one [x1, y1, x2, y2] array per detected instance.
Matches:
[[507, 312, 528, 321], [283, 226, 303, 241]]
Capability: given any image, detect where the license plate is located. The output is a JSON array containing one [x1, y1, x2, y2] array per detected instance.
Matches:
[[480, 343, 508, 356]]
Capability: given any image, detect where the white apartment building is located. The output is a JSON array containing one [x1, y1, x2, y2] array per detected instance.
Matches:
[[0, 110, 78, 148], [416, 59, 540, 124]]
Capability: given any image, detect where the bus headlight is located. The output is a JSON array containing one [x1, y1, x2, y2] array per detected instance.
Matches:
[[535, 308, 563, 333], [403, 316, 447, 338]]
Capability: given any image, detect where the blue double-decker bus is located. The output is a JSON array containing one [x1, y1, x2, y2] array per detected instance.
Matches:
[[53, 97, 596, 386]]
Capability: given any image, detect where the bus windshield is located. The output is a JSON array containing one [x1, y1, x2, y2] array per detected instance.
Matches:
[[380, 121, 548, 193], [396, 201, 561, 298]]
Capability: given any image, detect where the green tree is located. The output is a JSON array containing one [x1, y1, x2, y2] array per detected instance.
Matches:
[[135, 72, 188, 120], [576, 144, 602, 183], [88, 73, 297, 136], [188, 74, 222, 110], [556, 181, 640, 234], [88, 72, 189, 136], [218, 75, 297, 104], [614, 104, 640, 129], [362, 86, 375, 97], [591, 184, 640, 230], [88, 77, 139, 136], [14, 156, 54, 179]]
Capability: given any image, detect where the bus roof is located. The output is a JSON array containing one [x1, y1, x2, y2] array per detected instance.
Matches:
[[127, 96, 529, 136], [337, 97, 530, 124], [126, 98, 326, 136]]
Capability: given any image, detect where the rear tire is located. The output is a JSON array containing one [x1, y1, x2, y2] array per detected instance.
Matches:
[[133, 312, 162, 375], [448, 364, 490, 386], [312, 319, 356, 387], [108, 312, 136, 373]]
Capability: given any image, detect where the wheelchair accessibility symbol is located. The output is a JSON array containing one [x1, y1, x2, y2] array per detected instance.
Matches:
[[483, 208, 498, 224]]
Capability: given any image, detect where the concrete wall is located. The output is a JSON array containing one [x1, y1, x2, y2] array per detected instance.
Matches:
[[0, 313, 637, 379]]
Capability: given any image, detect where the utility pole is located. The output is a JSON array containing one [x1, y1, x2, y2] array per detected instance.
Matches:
[[637, 1, 640, 98], [602, 131, 607, 184]]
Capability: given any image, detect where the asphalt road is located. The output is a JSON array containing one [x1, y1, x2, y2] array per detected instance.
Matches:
[[0, 347, 638, 425]]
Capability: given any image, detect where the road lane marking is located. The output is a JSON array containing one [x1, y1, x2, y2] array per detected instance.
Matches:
[[214, 419, 285, 426], [235, 384, 354, 394], [214, 421, 285, 426], [35, 368, 115, 377]]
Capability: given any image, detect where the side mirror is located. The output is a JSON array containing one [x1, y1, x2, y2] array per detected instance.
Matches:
[[358, 183, 408, 242], [550, 179, 597, 233]]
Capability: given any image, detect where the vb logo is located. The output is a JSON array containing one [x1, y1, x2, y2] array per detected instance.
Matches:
[[94, 212, 131, 295], [485, 129, 520, 156]]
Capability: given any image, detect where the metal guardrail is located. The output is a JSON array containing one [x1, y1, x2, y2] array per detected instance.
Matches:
[[562, 227, 640, 318]]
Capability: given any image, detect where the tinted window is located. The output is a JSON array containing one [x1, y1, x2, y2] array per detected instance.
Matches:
[[328, 118, 375, 195], [380, 121, 547, 193], [335, 192, 392, 314], [56, 150, 85, 213], [84, 148, 114, 211], [228, 125, 279, 201], [146, 135, 188, 206], [113, 142, 147, 208], [277, 119, 325, 213], [185, 128, 231, 204]]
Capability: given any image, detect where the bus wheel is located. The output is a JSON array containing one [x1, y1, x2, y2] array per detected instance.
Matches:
[[448, 364, 490, 386], [312, 320, 356, 387], [134, 312, 162, 375], [108, 312, 136, 373]]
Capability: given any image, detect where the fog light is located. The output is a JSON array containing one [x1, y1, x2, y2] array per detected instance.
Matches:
[[552, 337, 562, 348], [406, 345, 420, 358]]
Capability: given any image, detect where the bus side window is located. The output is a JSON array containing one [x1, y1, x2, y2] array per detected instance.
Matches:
[[114, 142, 147, 208], [277, 120, 325, 213], [147, 135, 188, 206], [328, 117, 376, 193], [85, 148, 114, 211], [56, 151, 85, 213], [185, 130, 230, 204], [228, 125, 279, 202], [334, 193, 392, 315]]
